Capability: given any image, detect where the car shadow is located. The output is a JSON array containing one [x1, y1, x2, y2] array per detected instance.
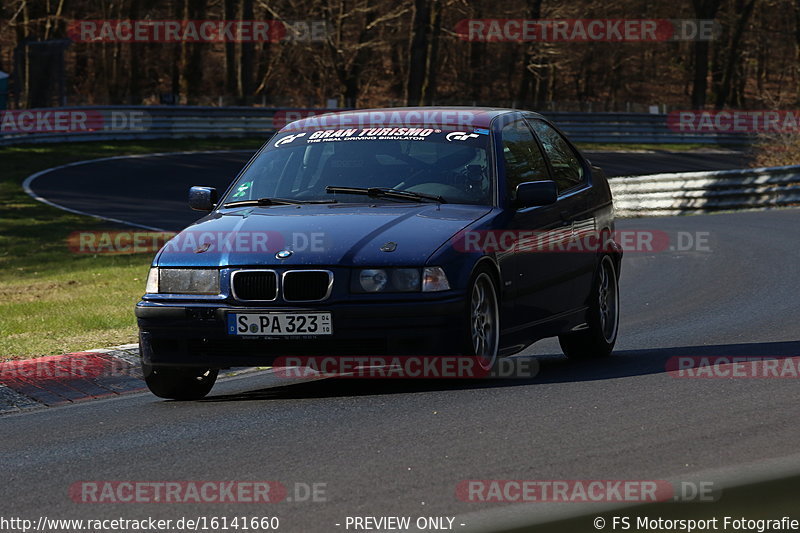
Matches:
[[197, 340, 800, 403]]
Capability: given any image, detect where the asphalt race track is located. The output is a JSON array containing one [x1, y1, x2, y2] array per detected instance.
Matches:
[[26, 149, 750, 231], [6, 150, 799, 532]]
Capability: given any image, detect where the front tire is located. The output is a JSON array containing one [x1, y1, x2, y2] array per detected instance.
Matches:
[[559, 255, 619, 359], [142, 363, 218, 400], [463, 269, 500, 373]]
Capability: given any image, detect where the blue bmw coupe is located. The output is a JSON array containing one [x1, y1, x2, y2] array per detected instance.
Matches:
[[136, 107, 622, 399]]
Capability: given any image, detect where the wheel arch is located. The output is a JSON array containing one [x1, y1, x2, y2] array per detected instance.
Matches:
[[599, 225, 623, 277], [471, 256, 503, 302]]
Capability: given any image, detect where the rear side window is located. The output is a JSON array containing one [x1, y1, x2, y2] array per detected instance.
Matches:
[[500, 120, 549, 200], [527, 119, 585, 193]]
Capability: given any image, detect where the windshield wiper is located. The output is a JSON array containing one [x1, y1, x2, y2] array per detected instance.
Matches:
[[325, 186, 446, 204], [222, 197, 337, 207]]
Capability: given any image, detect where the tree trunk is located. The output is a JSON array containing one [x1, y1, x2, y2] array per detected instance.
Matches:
[[181, 0, 207, 104], [238, 0, 254, 104], [423, 0, 441, 105], [795, 0, 800, 103], [516, 0, 544, 105], [467, 3, 485, 104], [714, 0, 756, 109], [254, 40, 272, 104], [224, 0, 237, 100], [128, 0, 143, 104], [170, 0, 182, 103], [325, 0, 378, 108], [691, 0, 722, 109], [406, 0, 431, 106]]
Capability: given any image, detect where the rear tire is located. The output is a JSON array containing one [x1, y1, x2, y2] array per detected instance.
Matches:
[[559, 255, 619, 359], [142, 363, 218, 400]]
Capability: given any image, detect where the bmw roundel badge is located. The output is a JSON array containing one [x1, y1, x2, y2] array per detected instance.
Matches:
[[275, 250, 293, 259]]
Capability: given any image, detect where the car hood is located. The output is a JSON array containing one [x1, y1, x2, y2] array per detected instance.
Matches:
[[155, 203, 492, 267]]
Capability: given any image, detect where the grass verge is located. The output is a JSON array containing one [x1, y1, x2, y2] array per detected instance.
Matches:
[[0, 138, 263, 361]]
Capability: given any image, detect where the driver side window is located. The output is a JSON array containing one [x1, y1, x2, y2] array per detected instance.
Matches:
[[500, 120, 549, 200], [527, 119, 585, 193]]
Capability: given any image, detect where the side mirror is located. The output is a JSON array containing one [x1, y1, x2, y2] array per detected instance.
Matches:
[[188, 186, 218, 211], [514, 180, 558, 208]]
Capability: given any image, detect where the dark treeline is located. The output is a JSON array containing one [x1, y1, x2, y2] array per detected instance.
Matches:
[[0, 0, 797, 111]]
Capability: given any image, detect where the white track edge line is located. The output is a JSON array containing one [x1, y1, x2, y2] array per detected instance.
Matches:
[[21, 149, 254, 232]]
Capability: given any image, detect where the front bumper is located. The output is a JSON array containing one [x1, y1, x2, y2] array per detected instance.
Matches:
[[136, 297, 464, 368]]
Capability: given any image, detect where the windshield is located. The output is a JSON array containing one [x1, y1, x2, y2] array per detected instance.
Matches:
[[223, 127, 493, 206]]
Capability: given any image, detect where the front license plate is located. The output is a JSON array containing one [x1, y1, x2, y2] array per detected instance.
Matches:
[[228, 312, 332, 336]]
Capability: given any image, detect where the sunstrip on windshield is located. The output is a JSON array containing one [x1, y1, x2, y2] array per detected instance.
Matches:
[[271, 128, 491, 148]]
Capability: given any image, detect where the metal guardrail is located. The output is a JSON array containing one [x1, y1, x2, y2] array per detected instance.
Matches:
[[0, 106, 753, 146], [0, 106, 279, 146], [610, 165, 800, 217], [545, 112, 750, 145]]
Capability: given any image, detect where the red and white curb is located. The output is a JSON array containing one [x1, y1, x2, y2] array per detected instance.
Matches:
[[0, 345, 272, 413], [0, 344, 145, 413]]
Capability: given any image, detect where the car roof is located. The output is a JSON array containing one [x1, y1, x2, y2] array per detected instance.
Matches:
[[278, 106, 547, 132]]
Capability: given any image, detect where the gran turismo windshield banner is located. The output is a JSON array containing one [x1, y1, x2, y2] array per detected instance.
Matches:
[[269, 127, 491, 149]]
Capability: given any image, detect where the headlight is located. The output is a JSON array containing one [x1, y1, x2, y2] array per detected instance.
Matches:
[[353, 267, 443, 293], [147, 268, 220, 294], [422, 267, 450, 292], [392, 268, 421, 291], [359, 269, 388, 292]]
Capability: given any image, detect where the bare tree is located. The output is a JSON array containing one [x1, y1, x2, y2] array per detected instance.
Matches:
[[516, 0, 544, 105], [691, 0, 722, 109], [713, 0, 756, 108], [0, 0, 797, 110], [406, 0, 441, 105]]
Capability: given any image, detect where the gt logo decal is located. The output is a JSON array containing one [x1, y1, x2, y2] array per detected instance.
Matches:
[[446, 131, 480, 142], [275, 133, 307, 146]]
